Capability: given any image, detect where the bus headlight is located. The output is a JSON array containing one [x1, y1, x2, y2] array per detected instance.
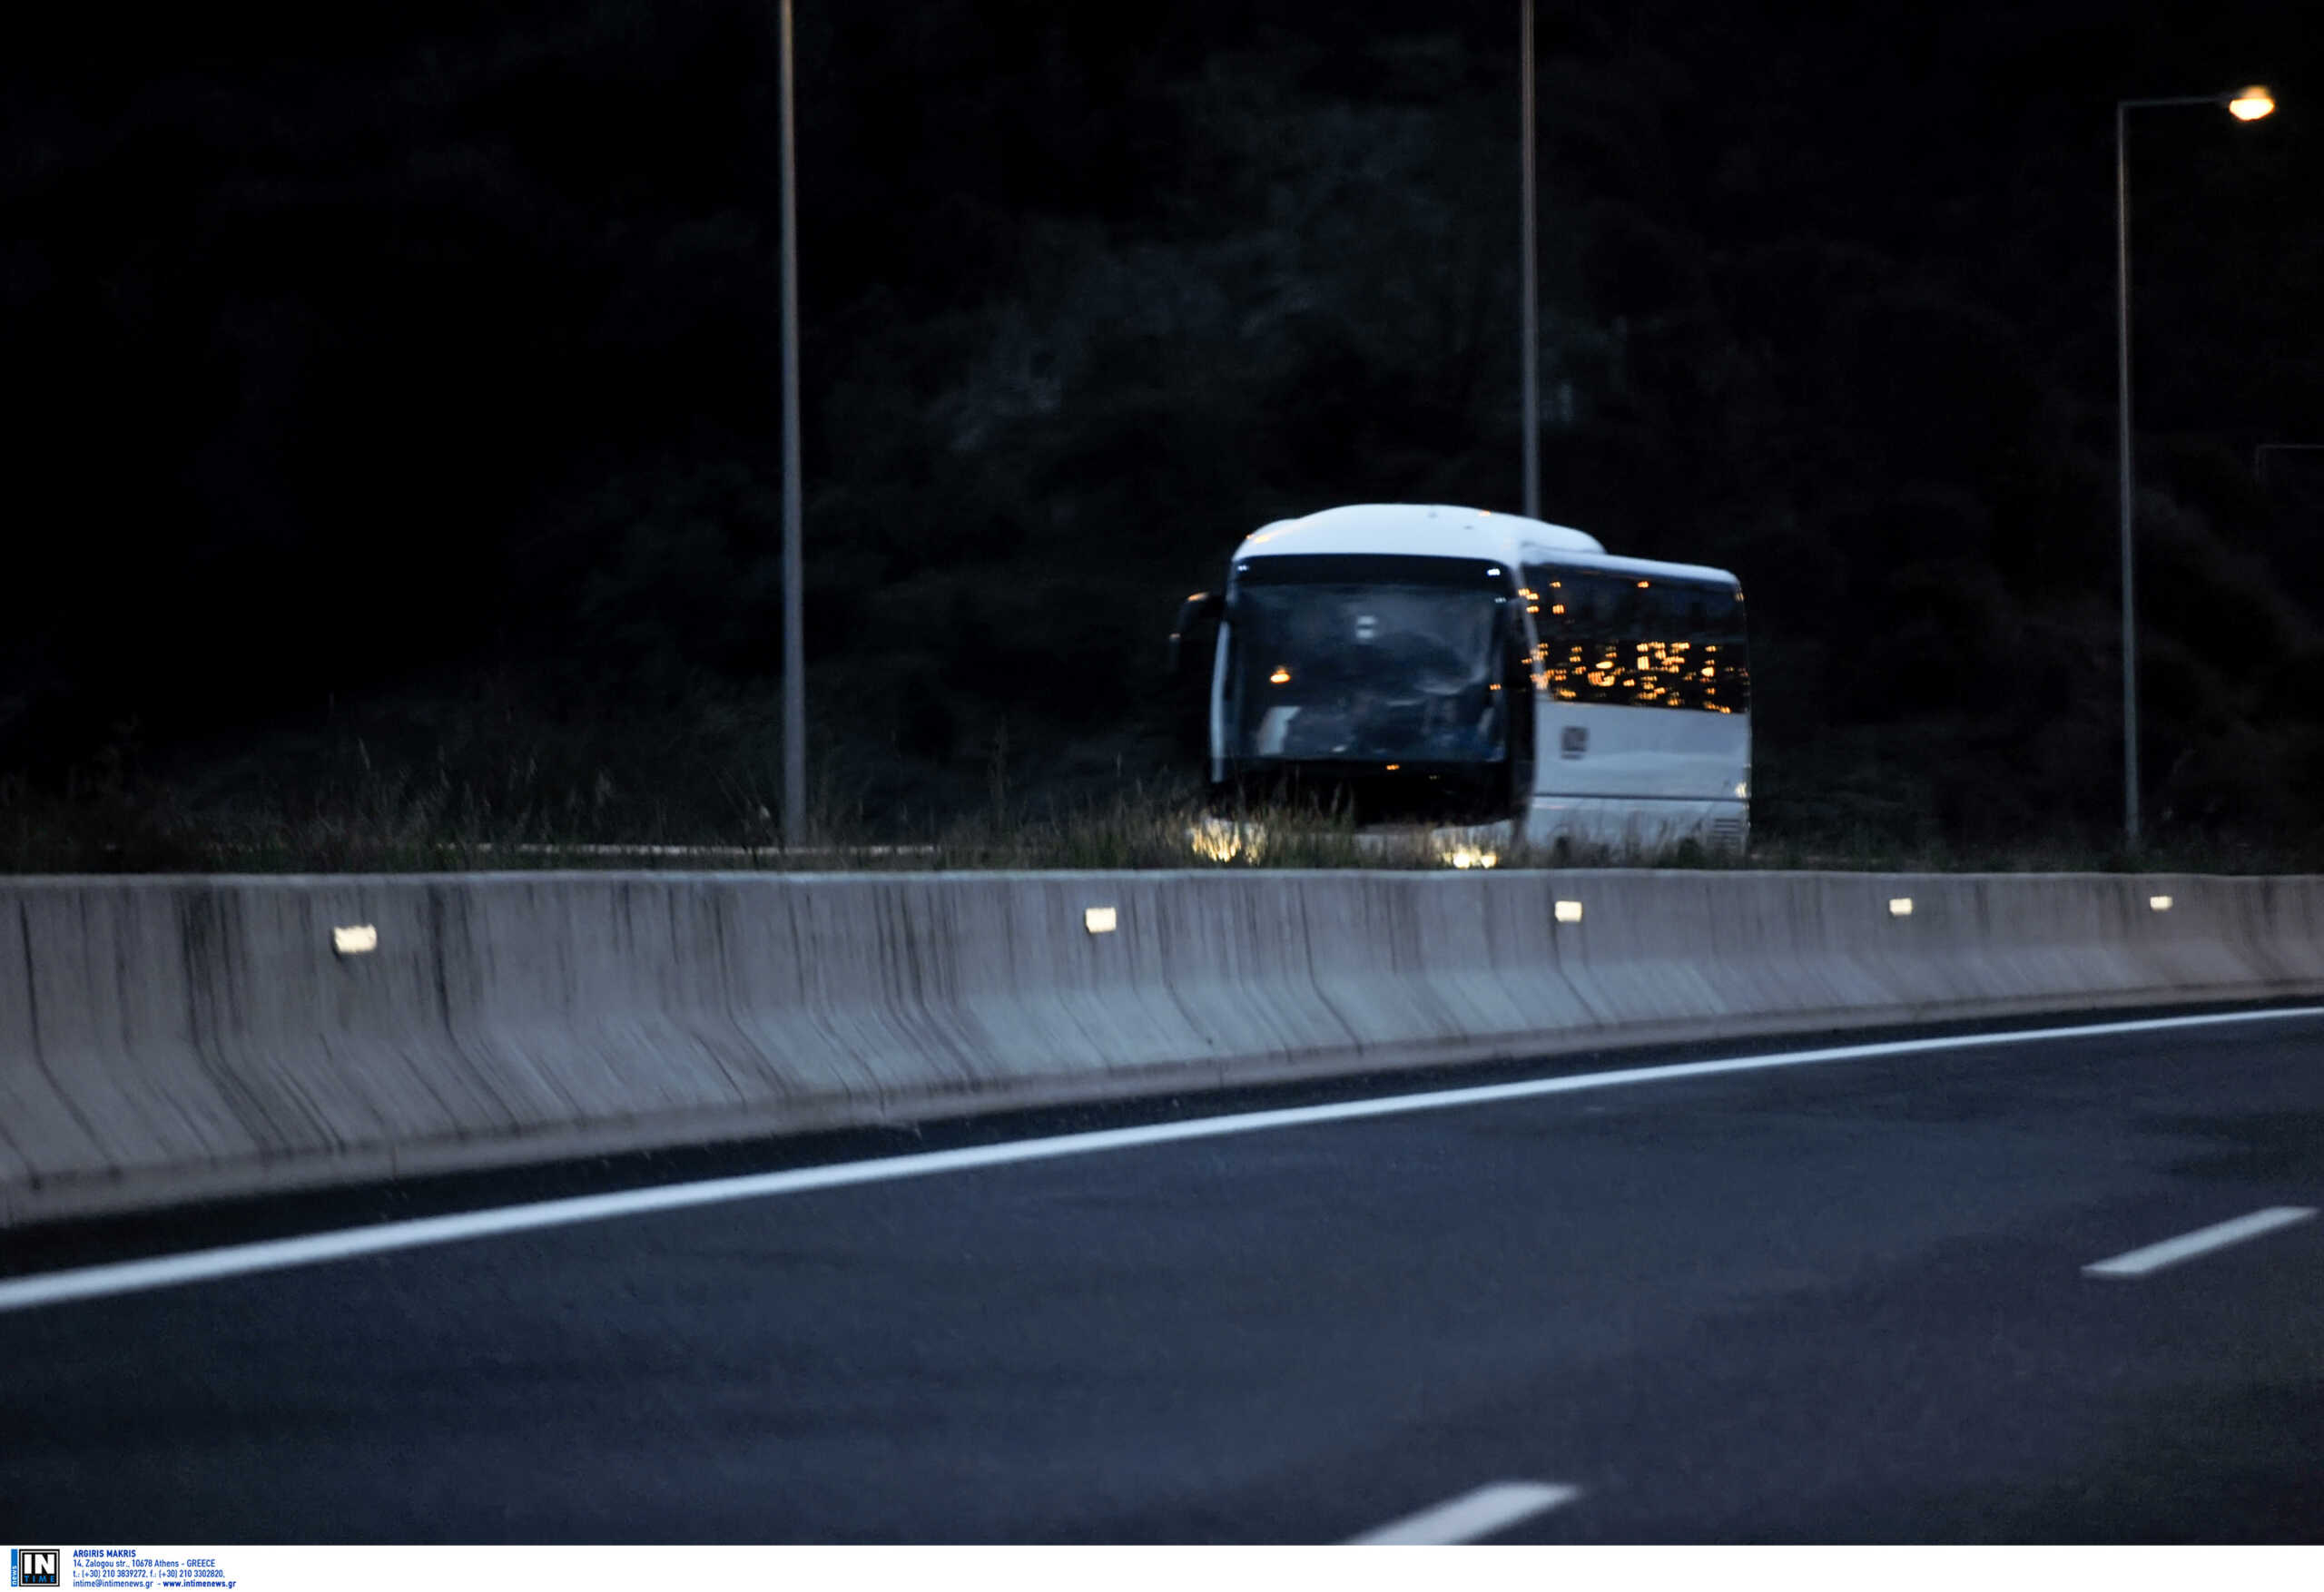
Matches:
[[1189, 817, 1266, 862]]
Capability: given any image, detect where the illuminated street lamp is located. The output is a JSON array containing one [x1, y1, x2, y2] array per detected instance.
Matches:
[[2114, 84, 2272, 848], [2229, 85, 2277, 121]]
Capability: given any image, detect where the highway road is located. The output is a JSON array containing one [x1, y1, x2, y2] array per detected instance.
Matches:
[[3, 1005, 2320, 1542]]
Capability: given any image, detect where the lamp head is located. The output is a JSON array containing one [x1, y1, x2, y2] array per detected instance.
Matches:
[[2228, 85, 2276, 121]]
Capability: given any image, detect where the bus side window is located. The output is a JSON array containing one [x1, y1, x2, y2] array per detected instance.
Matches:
[[1713, 588, 1750, 713], [1527, 565, 1748, 713]]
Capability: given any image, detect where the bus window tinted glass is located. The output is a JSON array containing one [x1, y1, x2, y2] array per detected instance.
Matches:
[[1521, 565, 1749, 713]]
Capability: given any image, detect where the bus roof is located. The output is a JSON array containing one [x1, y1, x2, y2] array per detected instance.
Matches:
[[1231, 503, 1738, 589], [1533, 547, 1743, 589], [1235, 504, 1601, 565]]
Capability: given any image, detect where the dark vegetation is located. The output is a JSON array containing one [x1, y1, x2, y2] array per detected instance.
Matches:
[[5, 0, 2321, 868]]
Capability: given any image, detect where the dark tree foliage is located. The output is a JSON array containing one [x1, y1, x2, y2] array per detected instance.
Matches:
[[3, 0, 2319, 846]]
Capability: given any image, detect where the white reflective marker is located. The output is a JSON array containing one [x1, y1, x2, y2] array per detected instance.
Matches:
[[2083, 1206, 2316, 1278], [1553, 899, 1583, 923], [1083, 906, 1118, 935], [1887, 898, 1914, 918], [331, 925, 378, 956], [2, 1005, 2319, 1315], [2150, 895, 2173, 912], [1350, 1481, 1581, 1545]]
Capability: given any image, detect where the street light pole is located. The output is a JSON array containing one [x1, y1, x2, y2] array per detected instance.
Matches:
[[2112, 85, 2272, 850], [779, 0, 806, 848], [1519, 0, 1539, 520]]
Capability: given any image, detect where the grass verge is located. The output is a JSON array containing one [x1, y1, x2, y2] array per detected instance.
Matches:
[[5, 766, 2321, 876]]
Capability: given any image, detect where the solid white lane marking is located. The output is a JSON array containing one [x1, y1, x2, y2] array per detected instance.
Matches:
[[2083, 1206, 2317, 1277], [1, 1004, 2319, 1314], [1350, 1481, 1581, 1544]]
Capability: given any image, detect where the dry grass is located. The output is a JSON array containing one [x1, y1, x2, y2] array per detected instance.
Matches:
[[6, 759, 2320, 878]]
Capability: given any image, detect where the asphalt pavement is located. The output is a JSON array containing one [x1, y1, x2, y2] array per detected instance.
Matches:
[[3, 1006, 2320, 1542]]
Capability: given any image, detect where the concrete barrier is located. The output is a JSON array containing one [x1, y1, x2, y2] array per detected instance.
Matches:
[[4, 870, 2321, 1225]]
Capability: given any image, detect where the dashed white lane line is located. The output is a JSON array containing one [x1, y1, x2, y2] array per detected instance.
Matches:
[[0, 1004, 2319, 1315], [1349, 1481, 1581, 1544], [2083, 1206, 2318, 1277]]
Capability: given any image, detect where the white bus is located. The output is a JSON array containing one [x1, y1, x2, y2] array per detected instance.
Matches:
[[1168, 503, 1750, 860]]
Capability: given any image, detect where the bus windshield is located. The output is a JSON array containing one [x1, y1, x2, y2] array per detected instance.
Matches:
[[1227, 558, 1511, 764]]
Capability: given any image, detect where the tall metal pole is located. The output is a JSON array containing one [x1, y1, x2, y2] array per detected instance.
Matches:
[[779, 0, 807, 847], [2115, 101, 2138, 850], [2113, 90, 2256, 851], [1519, 0, 1540, 520]]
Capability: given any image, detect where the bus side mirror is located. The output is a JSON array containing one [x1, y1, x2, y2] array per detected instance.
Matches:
[[1167, 591, 1224, 676], [1168, 590, 1225, 764]]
